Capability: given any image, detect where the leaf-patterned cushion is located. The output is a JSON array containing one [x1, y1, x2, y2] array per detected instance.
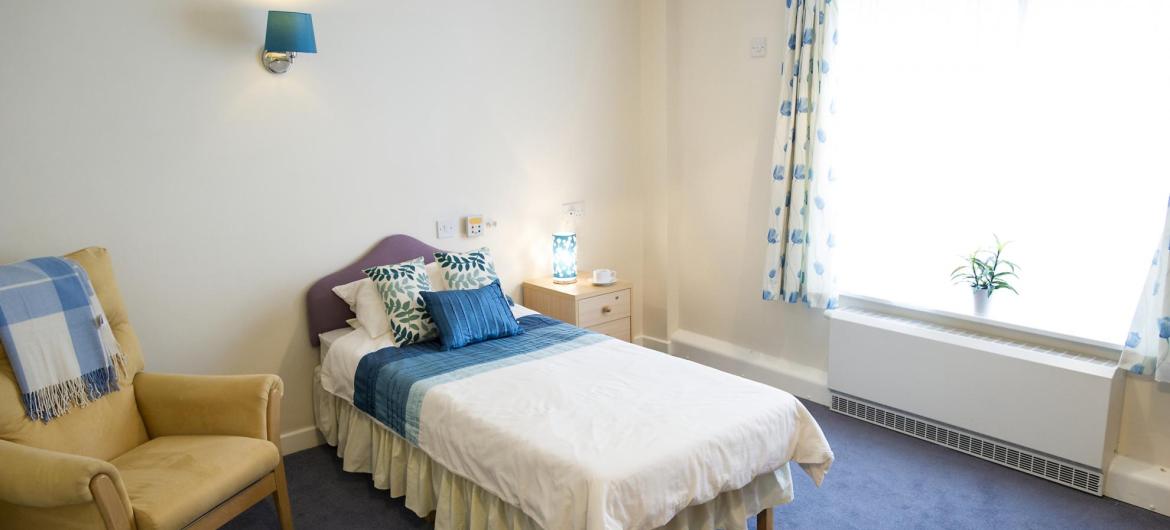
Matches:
[[362, 257, 437, 347], [434, 248, 499, 291]]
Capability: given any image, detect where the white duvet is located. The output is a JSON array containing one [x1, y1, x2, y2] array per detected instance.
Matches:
[[320, 307, 833, 530]]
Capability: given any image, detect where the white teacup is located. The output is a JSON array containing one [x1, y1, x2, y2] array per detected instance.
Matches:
[[592, 269, 617, 285]]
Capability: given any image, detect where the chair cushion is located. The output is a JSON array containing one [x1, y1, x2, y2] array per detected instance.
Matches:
[[111, 435, 279, 530]]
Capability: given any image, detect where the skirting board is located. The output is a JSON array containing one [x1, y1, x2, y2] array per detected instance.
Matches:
[[280, 425, 325, 455], [1107, 455, 1170, 514], [669, 329, 830, 406], [636, 335, 670, 353]]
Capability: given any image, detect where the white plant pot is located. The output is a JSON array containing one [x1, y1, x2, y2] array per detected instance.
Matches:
[[972, 288, 991, 316]]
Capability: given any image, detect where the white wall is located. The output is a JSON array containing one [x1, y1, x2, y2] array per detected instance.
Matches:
[[0, 0, 644, 444], [639, 0, 671, 344], [1118, 377, 1170, 466], [642, 0, 830, 376]]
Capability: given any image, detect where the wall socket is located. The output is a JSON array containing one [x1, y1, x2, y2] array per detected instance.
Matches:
[[563, 201, 586, 218]]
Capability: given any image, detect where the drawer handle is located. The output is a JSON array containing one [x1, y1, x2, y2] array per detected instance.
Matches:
[[602, 306, 612, 314]]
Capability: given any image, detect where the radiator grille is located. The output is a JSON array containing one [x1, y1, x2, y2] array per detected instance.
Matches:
[[830, 393, 1103, 495]]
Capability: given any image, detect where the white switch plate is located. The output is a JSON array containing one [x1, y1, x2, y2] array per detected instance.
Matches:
[[750, 37, 767, 58], [563, 201, 586, 218], [436, 218, 458, 239]]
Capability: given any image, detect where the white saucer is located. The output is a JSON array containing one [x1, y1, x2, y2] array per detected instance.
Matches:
[[591, 280, 617, 286]]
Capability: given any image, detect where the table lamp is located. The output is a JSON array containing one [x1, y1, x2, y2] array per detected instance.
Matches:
[[552, 232, 577, 284]]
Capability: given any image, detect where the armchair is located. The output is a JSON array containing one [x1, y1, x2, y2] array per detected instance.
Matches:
[[0, 247, 293, 530]]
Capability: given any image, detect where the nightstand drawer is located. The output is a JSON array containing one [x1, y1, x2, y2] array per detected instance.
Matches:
[[590, 317, 631, 342], [578, 289, 630, 328]]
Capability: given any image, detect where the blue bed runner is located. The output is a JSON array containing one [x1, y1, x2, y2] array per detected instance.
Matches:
[[353, 314, 607, 444]]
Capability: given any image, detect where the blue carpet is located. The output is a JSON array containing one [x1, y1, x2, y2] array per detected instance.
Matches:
[[226, 401, 1170, 529]]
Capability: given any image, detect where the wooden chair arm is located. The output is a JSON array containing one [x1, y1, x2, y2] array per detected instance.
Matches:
[[90, 473, 134, 530]]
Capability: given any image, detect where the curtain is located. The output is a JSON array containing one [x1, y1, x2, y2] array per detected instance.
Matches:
[[762, 0, 838, 309], [1120, 197, 1170, 382]]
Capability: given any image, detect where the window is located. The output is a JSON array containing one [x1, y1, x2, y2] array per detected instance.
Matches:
[[833, 0, 1170, 345]]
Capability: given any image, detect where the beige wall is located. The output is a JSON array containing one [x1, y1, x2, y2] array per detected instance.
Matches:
[[641, 0, 830, 370], [639, 0, 671, 343], [1118, 377, 1170, 467], [0, 0, 644, 442]]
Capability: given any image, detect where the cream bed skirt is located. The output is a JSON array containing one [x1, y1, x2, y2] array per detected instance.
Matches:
[[313, 367, 794, 530]]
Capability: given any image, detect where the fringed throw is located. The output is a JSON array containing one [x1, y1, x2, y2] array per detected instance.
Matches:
[[0, 257, 125, 422]]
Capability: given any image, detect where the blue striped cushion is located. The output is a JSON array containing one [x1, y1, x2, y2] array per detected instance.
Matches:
[[420, 281, 523, 350]]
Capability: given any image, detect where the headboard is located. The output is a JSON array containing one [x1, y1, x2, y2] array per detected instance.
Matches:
[[306, 234, 444, 346]]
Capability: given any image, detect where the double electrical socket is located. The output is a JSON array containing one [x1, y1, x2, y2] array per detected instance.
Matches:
[[564, 201, 585, 218]]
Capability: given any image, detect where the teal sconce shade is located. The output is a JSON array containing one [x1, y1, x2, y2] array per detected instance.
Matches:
[[261, 11, 316, 74], [265, 11, 316, 53], [552, 232, 578, 284]]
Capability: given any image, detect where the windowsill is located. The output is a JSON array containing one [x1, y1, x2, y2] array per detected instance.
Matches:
[[833, 291, 1125, 362]]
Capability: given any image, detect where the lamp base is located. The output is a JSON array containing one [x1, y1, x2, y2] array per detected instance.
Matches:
[[553, 277, 578, 285], [261, 51, 296, 74]]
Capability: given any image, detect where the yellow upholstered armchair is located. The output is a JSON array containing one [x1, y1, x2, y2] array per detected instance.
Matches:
[[0, 248, 293, 530]]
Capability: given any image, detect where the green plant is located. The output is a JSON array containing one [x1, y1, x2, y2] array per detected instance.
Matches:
[[950, 235, 1020, 296]]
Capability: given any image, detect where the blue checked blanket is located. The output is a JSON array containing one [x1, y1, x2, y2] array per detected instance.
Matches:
[[0, 257, 125, 421], [354, 314, 607, 445]]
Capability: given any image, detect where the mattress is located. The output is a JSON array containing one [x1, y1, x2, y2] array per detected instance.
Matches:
[[316, 305, 832, 530], [318, 327, 351, 363]]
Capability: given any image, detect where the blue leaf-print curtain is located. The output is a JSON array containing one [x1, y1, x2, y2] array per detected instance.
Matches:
[[1120, 197, 1170, 382], [762, 0, 838, 309]]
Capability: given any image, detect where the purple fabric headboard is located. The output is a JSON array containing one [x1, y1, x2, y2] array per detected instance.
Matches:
[[306, 235, 443, 346]]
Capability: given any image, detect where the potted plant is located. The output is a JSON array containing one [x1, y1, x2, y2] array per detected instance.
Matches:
[[950, 235, 1019, 316]]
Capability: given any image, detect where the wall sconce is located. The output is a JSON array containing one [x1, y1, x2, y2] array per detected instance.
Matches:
[[262, 11, 316, 74], [552, 232, 578, 284]]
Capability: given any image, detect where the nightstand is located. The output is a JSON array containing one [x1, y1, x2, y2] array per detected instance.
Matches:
[[522, 274, 633, 342]]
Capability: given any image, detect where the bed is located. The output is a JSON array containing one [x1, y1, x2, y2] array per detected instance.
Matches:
[[307, 235, 833, 530]]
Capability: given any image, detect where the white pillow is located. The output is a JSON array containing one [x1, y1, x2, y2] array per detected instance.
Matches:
[[331, 277, 388, 338], [331, 261, 446, 339], [426, 261, 447, 290], [331, 278, 362, 309]]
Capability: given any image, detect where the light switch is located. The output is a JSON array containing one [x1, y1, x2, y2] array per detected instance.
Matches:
[[436, 219, 458, 239], [750, 37, 767, 58]]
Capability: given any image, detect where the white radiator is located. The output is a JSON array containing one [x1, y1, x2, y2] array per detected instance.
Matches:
[[827, 308, 1123, 495]]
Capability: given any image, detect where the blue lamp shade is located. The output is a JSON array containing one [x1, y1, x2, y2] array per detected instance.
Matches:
[[552, 232, 578, 284], [264, 11, 316, 53]]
